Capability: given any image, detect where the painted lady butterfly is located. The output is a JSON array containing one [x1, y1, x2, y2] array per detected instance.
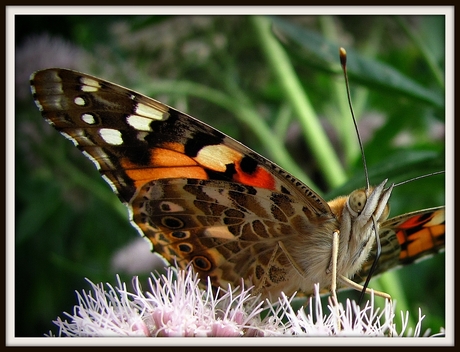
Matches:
[[30, 68, 445, 301]]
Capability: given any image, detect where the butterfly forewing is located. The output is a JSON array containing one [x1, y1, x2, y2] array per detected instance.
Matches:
[[31, 69, 328, 209], [30, 68, 445, 300]]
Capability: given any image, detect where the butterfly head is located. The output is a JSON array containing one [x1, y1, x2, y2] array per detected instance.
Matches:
[[346, 180, 392, 224]]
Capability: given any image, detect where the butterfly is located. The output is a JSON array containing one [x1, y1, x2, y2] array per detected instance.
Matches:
[[30, 68, 445, 302]]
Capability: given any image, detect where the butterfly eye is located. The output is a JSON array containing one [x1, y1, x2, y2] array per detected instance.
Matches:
[[347, 190, 367, 215]]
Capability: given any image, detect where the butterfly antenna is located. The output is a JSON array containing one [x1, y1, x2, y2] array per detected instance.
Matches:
[[340, 48, 377, 304], [394, 170, 445, 188], [340, 48, 370, 191]]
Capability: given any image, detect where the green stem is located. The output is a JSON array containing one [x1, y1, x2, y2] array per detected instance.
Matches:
[[251, 16, 346, 189]]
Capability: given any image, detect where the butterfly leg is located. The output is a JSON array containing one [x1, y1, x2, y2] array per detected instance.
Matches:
[[330, 230, 340, 306], [338, 275, 392, 301], [324, 230, 340, 305], [329, 230, 342, 331]]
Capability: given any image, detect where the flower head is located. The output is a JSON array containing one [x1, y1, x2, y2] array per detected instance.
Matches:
[[48, 265, 439, 337]]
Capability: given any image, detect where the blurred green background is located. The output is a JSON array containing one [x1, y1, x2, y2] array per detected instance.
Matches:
[[15, 15, 445, 337]]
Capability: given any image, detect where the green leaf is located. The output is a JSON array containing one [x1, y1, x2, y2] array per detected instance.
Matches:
[[270, 16, 444, 109]]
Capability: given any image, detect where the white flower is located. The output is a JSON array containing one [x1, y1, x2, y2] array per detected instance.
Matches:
[[48, 266, 439, 337]]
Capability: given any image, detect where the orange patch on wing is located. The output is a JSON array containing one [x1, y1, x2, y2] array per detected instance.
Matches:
[[161, 141, 185, 153], [397, 214, 428, 229], [120, 147, 197, 170], [151, 148, 197, 167], [126, 166, 209, 189], [398, 223, 445, 260], [234, 162, 276, 190]]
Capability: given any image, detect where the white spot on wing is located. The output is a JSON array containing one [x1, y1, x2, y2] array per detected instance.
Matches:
[[74, 96, 86, 106], [127, 115, 153, 131], [195, 144, 242, 172], [80, 77, 101, 92], [81, 113, 96, 125], [135, 102, 169, 121], [427, 209, 445, 226], [99, 128, 123, 145], [136, 131, 149, 142]]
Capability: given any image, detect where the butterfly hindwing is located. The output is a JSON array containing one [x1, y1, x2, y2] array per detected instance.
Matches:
[[131, 177, 332, 294]]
